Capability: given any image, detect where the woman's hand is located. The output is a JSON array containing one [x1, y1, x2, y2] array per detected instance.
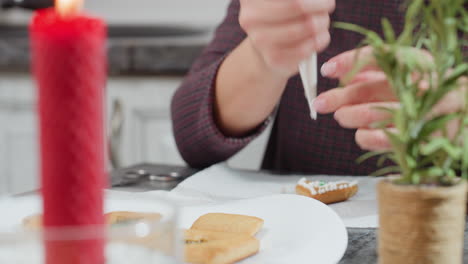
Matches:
[[315, 46, 466, 151], [239, 0, 335, 78]]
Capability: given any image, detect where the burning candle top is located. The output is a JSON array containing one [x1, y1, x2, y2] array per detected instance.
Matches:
[[31, 0, 106, 43], [56, 0, 83, 17]]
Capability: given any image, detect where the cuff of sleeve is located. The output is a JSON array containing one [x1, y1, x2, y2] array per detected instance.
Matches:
[[197, 55, 272, 152]]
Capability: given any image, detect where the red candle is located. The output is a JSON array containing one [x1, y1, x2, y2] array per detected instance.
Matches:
[[30, 0, 107, 263]]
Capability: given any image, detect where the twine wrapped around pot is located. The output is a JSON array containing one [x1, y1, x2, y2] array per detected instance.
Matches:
[[378, 178, 467, 264]]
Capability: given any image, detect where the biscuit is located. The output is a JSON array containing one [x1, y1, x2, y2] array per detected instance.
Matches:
[[190, 213, 264, 236], [22, 211, 162, 230], [23, 211, 263, 264], [106, 211, 162, 225], [22, 214, 42, 231], [185, 229, 245, 243], [185, 233, 259, 264], [296, 178, 359, 204]]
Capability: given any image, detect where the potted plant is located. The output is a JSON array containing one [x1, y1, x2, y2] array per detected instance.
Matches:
[[335, 0, 468, 263]]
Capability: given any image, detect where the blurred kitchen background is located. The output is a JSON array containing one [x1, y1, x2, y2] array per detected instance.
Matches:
[[0, 0, 272, 195]]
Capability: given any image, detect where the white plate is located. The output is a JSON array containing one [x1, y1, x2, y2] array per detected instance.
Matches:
[[179, 194, 348, 264], [0, 194, 348, 264]]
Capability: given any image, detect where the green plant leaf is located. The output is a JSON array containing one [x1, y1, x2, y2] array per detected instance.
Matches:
[[373, 106, 397, 115], [406, 155, 418, 169], [421, 82, 460, 115], [402, 91, 417, 118], [371, 166, 401, 177], [420, 138, 462, 159], [410, 120, 425, 139], [393, 110, 406, 134], [460, 8, 468, 33], [442, 63, 468, 86], [341, 51, 374, 85], [370, 106, 395, 129], [397, 47, 435, 72], [447, 169, 457, 178], [398, 0, 424, 45], [411, 172, 421, 184], [418, 114, 459, 139], [382, 18, 396, 43], [424, 167, 445, 178], [356, 150, 390, 164], [384, 129, 405, 149], [339, 0, 467, 185], [377, 154, 389, 167], [444, 18, 458, 53], [333, 21, 384, 46], [462, 129, 468, 179], [370, 119, 394, 129], [333, 22, 372, 37]]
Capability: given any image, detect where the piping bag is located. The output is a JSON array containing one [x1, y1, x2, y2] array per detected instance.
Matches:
[[299, 53, 318, 120]]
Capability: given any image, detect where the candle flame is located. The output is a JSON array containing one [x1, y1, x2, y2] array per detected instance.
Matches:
[[56, 0, 83, 17]]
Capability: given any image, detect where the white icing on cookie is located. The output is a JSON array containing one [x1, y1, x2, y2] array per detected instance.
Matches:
[[298, 178, 317, 195], [297, 178, 358, 196]]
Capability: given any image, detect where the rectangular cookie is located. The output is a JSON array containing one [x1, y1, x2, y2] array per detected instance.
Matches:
[[106, 211, 162, 225], [185, 234, 259, 264], [190, 213, 264, 236], [185, 229, 245, 242], [23, 211, 163, 230]]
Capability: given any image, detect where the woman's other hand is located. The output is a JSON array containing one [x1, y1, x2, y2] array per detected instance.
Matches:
[[316, 46, 466, 151]]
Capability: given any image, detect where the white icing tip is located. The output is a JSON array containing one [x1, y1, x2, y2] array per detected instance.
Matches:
[[309, 99, 317, 120], [310, 111, 317, 120]]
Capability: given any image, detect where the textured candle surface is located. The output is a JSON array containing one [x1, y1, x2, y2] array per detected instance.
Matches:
[[31, 8, 107, 264]]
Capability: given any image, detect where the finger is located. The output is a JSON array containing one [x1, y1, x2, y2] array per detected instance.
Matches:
[[251, 14, 330, 47], [346, 71, 386, 85], [334, 102, 399, 129], [320, 46, 379, 78], [314, 77, 396, 114], [430, 89, 465, 118], [241, 0, 335, 25], [321, 46, 434, 80], [355, 129, 394, 151], [262, 37, 318, 73], [311, 30, 332, 53]]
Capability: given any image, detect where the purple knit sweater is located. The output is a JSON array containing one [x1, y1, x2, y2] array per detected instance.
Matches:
[[171, 0, 408, 175]]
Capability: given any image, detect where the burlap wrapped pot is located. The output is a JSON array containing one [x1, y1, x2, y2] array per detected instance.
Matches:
[[377, 178, 467, 264]]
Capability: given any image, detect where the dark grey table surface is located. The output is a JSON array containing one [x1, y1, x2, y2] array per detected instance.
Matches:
[[110, 163, 468, 264]]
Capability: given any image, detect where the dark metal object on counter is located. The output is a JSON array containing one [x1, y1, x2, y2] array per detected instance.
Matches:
[[1, 0, 53, 10], [110, 163, 198, 191], [124, 169, 182, 183]]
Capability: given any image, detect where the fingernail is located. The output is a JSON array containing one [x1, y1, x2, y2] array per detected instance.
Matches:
[[333, 111, 339, 121], [321, 61, 336, 77], [313, 97, 327, 112]]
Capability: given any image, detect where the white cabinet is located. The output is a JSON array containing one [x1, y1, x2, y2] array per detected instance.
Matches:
[[0, 74, 271, 195], [0, 76, 38, 195], [0, 74, 187, 195], [106, 76, 186, 167]]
